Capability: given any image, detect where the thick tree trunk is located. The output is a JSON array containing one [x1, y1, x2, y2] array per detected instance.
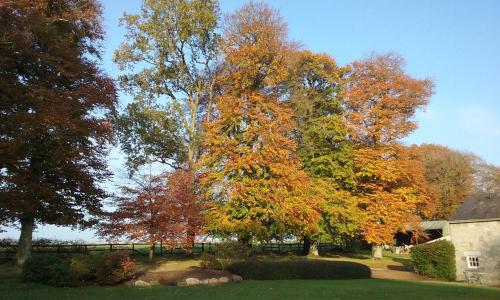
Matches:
[[303, 236, 319, 257], [303, 236, 311, 255], [16, 217, 35, 266], [308, 240, 319, 257], [372, 245, 383, 259]]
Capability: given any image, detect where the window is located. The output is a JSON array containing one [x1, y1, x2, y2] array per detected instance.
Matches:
[[467, 256, 480, 269]]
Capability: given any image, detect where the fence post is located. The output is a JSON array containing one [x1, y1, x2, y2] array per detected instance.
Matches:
[[84, 245, 87, 254], [201, 243, 204, 253], [109, 244, 113, 252], [160, 240, 163, 256]]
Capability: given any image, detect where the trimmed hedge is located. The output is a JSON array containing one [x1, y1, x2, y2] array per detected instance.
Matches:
[[410, 240, 456, 281], [228, 259, 371, 280]]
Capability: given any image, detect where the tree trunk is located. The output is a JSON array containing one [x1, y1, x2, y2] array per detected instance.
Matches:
[[303, 236, 319, 256], [16, 217, 35, 266], [308, 241, 319, 257], [148, 242, 155, 262], [237, 234, 252, 248], [372, 244, 383, 259], [186, 223, 195, 256], [303, 236, 311, 255]]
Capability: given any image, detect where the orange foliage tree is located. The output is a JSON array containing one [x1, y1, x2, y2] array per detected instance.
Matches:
[[199, 2, 319, 243], [99, 169, 203, 260], [345, 53, 435, 257]]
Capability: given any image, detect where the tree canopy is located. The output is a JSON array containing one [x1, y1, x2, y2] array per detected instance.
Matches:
[[0, 0, 116, 264]]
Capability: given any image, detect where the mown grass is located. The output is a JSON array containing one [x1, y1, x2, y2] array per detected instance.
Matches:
[[1, 262, 499, 300]]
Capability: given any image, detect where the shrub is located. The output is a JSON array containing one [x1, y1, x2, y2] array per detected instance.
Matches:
[[410, 240, 456, 281], [214, 241, 251, 267], [199, 253, 224, 270], [228, 259, 371, 280], [22, 255, 62, 284], [70, 253, 103, 282], [47, 263, 77, 287], [95, 252, 135, 285]]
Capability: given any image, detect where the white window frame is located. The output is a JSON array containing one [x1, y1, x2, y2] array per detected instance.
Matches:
[[467, 256, 480, 269], [464, 251, 481, 269]]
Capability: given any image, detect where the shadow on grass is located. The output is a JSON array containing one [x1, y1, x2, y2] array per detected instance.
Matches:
[[391, 257, 413, 271], [228, 259, 371, 280]]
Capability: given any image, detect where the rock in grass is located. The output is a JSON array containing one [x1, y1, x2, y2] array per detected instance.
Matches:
[[208, 278, 219, 284], [218, 276, 229, 283], [134, 280, 151, 287], [200, 279, 209, 285], [185, 278, 200, 286], [232, 275, 243, 282]]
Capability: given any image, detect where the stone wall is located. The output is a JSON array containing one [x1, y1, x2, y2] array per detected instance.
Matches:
[[449, 220, 500, 285]]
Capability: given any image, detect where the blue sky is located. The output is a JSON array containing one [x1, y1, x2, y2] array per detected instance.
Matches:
[[2, 0, 499, 241]]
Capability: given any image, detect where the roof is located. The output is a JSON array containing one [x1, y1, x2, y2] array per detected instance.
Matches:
[[449, 193, 500, 223], [420, 220, 449, 230]]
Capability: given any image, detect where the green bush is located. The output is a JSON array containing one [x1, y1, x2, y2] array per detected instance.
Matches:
[[199, 253, 224, 270], [214, 241, 251, 267], [95, 252, 135, 285], [228, 259, 371, 280], [70, 253, 103, 282], [410, 240, 456, 281], [47, 263, 77, 287], [22, 255, 62, 284]]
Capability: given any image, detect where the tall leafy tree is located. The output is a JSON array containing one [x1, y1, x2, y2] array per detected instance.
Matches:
[[114, 0, 220, 172], [0, 0, 117, 265], [409, 143, 475, 219], [287, 51, 361, 255], [345, 53, 434, 258], [200, 2, 319, 243]]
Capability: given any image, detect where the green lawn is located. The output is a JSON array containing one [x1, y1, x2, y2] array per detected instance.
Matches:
[[1, 264, 499, 300]]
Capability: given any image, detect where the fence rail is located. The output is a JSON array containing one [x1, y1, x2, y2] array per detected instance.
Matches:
[[0, 242, 341, 257]]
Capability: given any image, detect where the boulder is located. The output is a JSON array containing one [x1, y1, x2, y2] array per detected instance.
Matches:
[[134, 280, 151, 287], [199, 278, 209, 285], [208, 278, 219, 284], [185, 278, 200, 286], [218, 276, 230, 283], [232, 275, 243, 282]]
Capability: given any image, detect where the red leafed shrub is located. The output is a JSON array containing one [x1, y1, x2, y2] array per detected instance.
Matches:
[[95, 252, 135, 285]]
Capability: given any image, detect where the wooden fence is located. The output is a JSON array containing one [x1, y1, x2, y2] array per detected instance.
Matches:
[[0, 242, 341, 257]]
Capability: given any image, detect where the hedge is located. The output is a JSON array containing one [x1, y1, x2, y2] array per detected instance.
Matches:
[[410, 240, 456, 281], [228, 259, 371, 280]]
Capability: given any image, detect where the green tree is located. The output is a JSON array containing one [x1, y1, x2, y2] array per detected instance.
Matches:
[[114, 0, 220, 171], [286, 51, 361, 255], [0, 0, 117, 265]]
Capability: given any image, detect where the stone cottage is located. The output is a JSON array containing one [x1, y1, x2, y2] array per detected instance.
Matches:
[[447, 194, 500, 285]]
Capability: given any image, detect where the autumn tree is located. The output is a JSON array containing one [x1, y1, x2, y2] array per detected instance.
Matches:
[[114, 0, 220, 173], [286, 51, 361, 255], [0, 0, 116, 265], [409, 144, 475, 219], [345, 53, 434, 258], [167, 169, 206, 253], [99, 172, 180, 261], [99, 169, 202, 260], [200, 2, 319, 243]]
